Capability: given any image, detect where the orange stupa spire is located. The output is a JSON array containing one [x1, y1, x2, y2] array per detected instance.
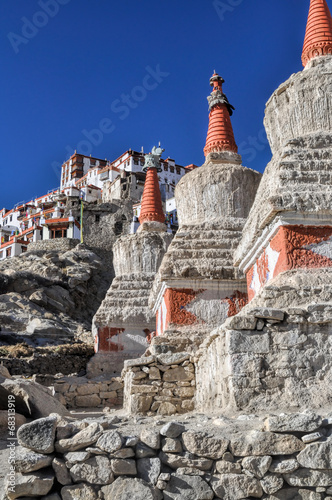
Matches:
[[302, 0, 332, 67], [139, 146, 165, 225], [204, 73, 238, 157]]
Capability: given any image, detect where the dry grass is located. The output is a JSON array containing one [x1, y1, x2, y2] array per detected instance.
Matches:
[[0, 342, 94, 358]]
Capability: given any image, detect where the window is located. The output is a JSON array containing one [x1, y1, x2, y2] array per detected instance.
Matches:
[[95, 214, 100, 223], [134, 160, 138, 165], [164, 164, 168, 171], [176, 167, 181, 175], [170, 166, 174, 173]]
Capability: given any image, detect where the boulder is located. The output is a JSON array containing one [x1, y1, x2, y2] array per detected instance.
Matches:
[[284, 468, 332, 487], [4, 471, 54, 499], [230, 431, 304, 456], [266, 412, 322, 433], [297, 441, 332, 469], [105, 477, 162, 500], [61, 484, 98, 500], [164, 474, 214, 500], [96, 430, 123, 453], [111, 458, 137, 476], [210, 473, 263, 499], [52, 457, 72, 485], [160, 421, 185, 438], [1, 378, 67, 418], [137, 458, 161, 485], [241, 455, 272, 478], [15, 446, 53, 472], [159, 451, 213, 471], [182, 431, 229, 460], [140, 429, 161, 450], [56, 423, 103, 452], [261, 473, 284, 494], [269, 458, 299, 474], [17, 416, 57, 454], [70, 456, 113, 484]]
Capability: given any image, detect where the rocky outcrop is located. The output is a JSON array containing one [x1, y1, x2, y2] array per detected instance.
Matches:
[[4, 410, 332, 499], [0, 244, 112, 346]]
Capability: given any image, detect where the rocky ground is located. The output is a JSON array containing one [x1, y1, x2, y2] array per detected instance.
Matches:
[[0, 244, 113, 347]]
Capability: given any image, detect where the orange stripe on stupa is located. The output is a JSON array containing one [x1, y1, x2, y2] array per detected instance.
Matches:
[[139, 167, 165, 224], [302, 0, 332, 66], [204, 73, 238, 156]]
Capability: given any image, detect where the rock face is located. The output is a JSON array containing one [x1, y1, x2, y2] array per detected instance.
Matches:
[[92, 231, 172, 373], [0, 244, 112, 346]]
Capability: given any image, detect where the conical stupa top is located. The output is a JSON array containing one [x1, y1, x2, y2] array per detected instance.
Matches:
[[302, 0, 332, 66], [204, 73, 238, 156], [139, 148, 165, 225]]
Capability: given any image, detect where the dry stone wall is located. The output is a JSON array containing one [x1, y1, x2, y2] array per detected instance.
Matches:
[[27, 239, 80, 253], [123, 352, 195, 416], [54, 376, 123, 409], [6, 410, 332, 499]]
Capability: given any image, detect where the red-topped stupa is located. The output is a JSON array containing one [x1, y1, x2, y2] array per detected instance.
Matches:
[[302, 0, 332, 66], [204, 73, 238, 156], [139, 146, 165, 226]]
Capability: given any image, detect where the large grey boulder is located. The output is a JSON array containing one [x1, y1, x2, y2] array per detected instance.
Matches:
[[137, 458, 161, 486], [61, 484, 98, 500], [70, 455, 113, 484], [160, 422, 185, 438], [230, 431, 304, 456], [56, 423, 103, 452], [159, 451, 213, 470], [96, 430, 123, 453], [52, 457, 72, 485], [140, 429, 161, 450], [105, 477, 162, 500], [164, 474, 214, 500], [182, 431, 229, 460], [17, 416, 57, 454], [1, 378, 67, 418], [266, 412, 322, 433], [267, 488, 323, 499], [210, 473, 263, 499], [297, 441, 332, 469], [241, 455, 272, 478], [4, 471, 54, 499], [284, 468, 332, 487], [15, 446, 53, 472]]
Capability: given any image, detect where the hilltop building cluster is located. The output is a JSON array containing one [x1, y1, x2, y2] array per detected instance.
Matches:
[[0, 149, 195, 261]]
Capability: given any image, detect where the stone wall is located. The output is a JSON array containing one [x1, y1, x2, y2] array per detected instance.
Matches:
[[123, 352, 195, 416], [27, 239, 80, 253], [195, 291, 332, 414], [7, 409, 332, 499], [54, 376, 123, 409]]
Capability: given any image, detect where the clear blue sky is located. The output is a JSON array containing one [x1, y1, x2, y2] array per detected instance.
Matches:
[[1, 0, 309, 209]]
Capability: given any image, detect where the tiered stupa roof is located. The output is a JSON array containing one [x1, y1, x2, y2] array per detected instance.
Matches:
[[302, 0, 332, 66], [204, 73, 238, 156]]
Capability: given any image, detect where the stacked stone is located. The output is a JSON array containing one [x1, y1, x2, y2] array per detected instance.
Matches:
[[122, 352, 195, 416], [149, 73, 261, 349], [7, 410, 332, 499], [54, 376, 123, 409], [196, 1, 332, 417], [92, 147, 172, 373]]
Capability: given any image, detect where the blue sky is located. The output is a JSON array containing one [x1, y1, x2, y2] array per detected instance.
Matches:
[[0, 0, 309, 209]]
